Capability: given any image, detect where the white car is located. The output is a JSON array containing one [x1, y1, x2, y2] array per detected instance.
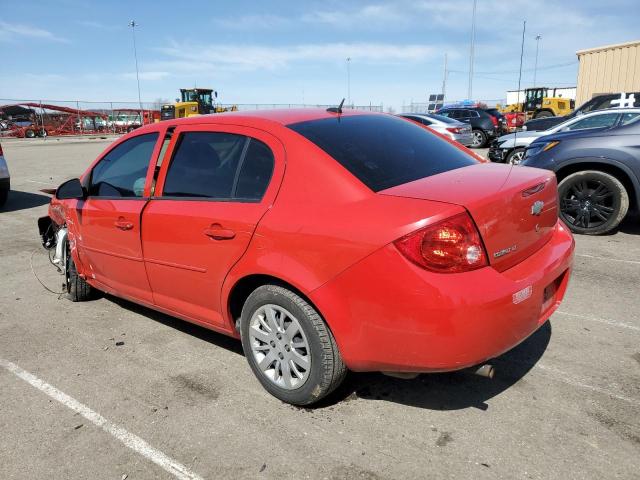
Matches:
[[0, 142, 10, 206], [488, 108, 640, 164], [399, 113, 474, 147]]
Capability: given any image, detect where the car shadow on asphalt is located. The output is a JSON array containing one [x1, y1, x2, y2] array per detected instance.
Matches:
[[615, 213, 640, 235], [323, 321, 552, 411], [0, 190, 51, 213], [107, 295, 245, 356], [107, 292, 551, 411]]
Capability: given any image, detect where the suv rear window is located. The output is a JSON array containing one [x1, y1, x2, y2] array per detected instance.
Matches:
[[288, 114, 477, 192]]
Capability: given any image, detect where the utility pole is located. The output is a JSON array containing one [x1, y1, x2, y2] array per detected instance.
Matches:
[[441, 53, 448, 103], [128, 20, 143, 116], [533, 34, 542, 87], [467, 0, 477, 99], [346, 57, 351, 106]]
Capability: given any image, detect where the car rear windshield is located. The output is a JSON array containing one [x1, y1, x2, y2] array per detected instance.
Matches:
[[485, 108, 504, 118], [287, 115, 478, 192]]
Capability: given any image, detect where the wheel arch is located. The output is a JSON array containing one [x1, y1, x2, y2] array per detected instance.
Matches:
[[226, 273, 330, 336], [555, 158, 639, 210]]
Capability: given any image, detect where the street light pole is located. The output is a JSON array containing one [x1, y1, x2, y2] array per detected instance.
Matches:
[[346, 57, 351, 106], [467, 0, 477, 99], [533, 34, 542, 87], [128, 20, 143, 118]]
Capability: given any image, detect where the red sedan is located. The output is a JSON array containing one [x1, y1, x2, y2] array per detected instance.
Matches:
[[40, 108, 574, 405]]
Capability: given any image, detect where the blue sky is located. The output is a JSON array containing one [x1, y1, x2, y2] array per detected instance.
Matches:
[[1, 0, 639, 110]]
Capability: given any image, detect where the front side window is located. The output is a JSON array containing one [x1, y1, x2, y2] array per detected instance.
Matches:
[[620, 112, 640, 125], [162, 131, 274, 201], [288, 114, 477, 192], [565, 113, 619, 131], [89, 133, 158, 197]]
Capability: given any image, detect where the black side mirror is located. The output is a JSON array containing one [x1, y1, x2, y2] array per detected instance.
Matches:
[[55, 178, 85, 200]]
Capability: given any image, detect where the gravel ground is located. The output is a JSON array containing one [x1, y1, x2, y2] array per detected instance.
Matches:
[[0, 138, 638, 480]]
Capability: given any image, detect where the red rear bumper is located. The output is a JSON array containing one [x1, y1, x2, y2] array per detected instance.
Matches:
[[310, 221, 575, 372]]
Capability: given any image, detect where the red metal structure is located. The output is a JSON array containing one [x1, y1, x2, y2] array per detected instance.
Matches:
[[0, 103, 108, 138], [109, 108, 160, 133]]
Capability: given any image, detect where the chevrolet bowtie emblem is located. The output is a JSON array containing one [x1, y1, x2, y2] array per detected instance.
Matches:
[[531, 200, 544, 216]]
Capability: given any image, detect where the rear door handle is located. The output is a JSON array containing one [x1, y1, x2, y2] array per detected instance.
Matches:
[[204, 225, 236, 240], [114, 218, 134, 230]]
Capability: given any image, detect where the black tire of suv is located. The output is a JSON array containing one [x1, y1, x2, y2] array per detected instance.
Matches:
[[240, 284, 347, 406], [558, 170, 629, 235], [471, 129, 487, 148], [67, 254, 93, 302]]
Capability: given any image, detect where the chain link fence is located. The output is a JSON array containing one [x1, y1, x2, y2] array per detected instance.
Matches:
[[0, 99, 383, 138]]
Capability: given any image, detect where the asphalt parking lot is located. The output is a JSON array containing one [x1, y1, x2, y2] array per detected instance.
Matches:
[[1, 138, 639, 480]]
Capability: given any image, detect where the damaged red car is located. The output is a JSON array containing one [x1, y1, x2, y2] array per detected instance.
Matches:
[[39, 108, 574, 405]]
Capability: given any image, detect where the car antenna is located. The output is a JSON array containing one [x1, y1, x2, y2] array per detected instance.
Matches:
[[327, 98, 345, 114]]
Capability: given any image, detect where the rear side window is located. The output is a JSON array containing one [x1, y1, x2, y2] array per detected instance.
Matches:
[[235, 139, 275, 200], [288, 115, 477, 192], [89, 133, 158, 197], [162, 131, 274, 201]]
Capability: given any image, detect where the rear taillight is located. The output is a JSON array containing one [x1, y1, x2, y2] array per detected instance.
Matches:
[[394, 212, 488, 273], [489, 115, 498, 127], [446, 127, 462, 134], [0, 143, 3, 156]]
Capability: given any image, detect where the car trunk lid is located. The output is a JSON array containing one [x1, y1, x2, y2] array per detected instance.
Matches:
[[380, 163, 558, 272]]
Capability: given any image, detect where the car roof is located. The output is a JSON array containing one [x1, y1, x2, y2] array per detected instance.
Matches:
[[150, 108, 380, 130]]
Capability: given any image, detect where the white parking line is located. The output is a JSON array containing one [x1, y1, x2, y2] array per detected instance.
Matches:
[[536, 363, 640, 407], [0, 358, 204, 480], [576, 253, 640, 265], [555, 310, 640, 332]]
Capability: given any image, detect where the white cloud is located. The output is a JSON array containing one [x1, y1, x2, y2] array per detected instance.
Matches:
[[121, 71, 170, 81], [302, 3, 410, 27], [0, 20, 68, 43], [155, 41, 439, 73], [213, 14, 290, 30]]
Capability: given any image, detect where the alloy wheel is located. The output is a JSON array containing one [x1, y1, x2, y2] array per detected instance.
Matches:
[[472, 131, 484, 147], [248, 304, 311, 390], [508, 150, 525, 165], [560, 179, 615, 229]]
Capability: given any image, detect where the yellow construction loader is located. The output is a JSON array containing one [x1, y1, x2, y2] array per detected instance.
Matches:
[[500, 87, 574, 119], [160, 88, 237, 120]]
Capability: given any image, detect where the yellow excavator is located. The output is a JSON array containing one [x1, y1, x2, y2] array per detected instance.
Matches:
[[500, 87, 574, 119], [160, 88, 237, 120]]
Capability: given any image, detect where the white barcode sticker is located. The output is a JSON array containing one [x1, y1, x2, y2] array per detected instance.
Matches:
[[513, 285, 533, 304]]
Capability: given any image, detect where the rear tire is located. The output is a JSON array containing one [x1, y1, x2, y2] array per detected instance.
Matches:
[[558, 170, 628, 235], [471, 129, 487, 148], [240, 285, 347, 405], [25, 129, 36, 138], [67, 254, 93, 302]]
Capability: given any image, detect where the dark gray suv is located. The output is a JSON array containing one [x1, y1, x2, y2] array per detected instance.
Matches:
[[521, 110, 640, 234]]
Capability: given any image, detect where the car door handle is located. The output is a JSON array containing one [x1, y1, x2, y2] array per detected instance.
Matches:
[[203, 225, 236, 240], [114, 218, 134, 230]]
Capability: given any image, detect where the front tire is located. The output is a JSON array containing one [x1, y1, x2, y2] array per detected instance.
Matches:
[[558, 170, 628, 235], [240, 285, 347, 405], [471, 129, 487, 148], [506, 147, 525, 165], [67, 253, 93, 301]]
